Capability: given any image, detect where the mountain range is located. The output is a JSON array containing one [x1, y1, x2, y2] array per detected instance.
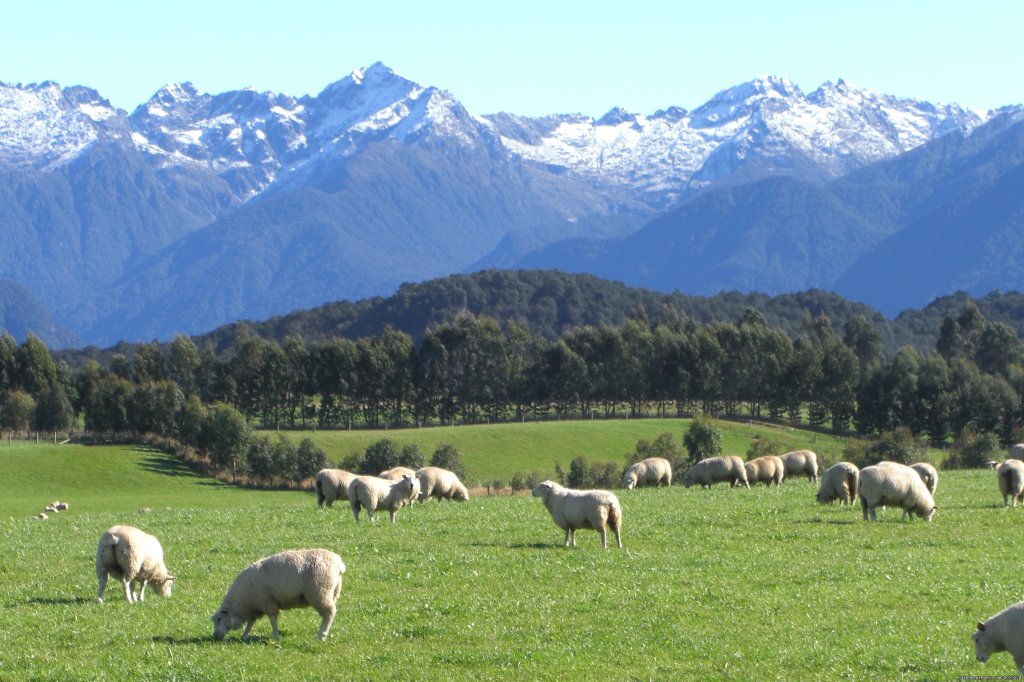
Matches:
[[0, 63, 1022, 347]]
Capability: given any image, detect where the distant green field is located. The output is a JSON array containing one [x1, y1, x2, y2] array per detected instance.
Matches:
[[289, 417, 853, 482], [0, 432, 1014, 680]]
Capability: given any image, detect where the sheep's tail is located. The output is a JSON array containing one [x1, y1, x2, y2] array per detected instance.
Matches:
[[847, 471, 859, 504], [608, 499, 623, 532], [96, 536, 118, 574]]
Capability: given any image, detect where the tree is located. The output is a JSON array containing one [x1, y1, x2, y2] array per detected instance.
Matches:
[[272, 435, 298, 483], [399, 443, 425, 469], [843, 314, 883, 376], [245, 433, 275, 483], [683, 415, 722, 464], [134, 341, 166, 383], [15, 334, 57, 394], [1, 391, 36, 436], [203, 403, 250, 479], [33, 386, 74, 433], [169, 334, 200, 397], [361, 439, 401, 474]]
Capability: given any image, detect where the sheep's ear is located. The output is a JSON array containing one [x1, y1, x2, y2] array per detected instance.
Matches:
[[166, 575, 176, 582], [978, 621, 986, 631]]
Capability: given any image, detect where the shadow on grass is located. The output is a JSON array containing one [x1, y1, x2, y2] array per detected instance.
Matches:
[[152, 635, 219, 646], [473, 541, 564, 550], [154, 634, 279, 646], [138, 451, 208, 480], [11, 596, 93, 607], [793, 518, 858, 525]]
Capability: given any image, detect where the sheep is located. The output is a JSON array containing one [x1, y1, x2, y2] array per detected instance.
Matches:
[[779, 450, 819, 483], [910, 462, 939, 496], [55, 501, 69, 512], [44, 505, 58, 513], [315, 468, 357, 509], [622, 457, 673, 490], [1011, 443, 1024, 460], [416, 466, 469, 503], [95, 525, 175, 604], [682, 456, 749, 489], [32, 513, 47, 521], [997, 459, 1024, 508], [858, 463, 936, 522], [347, 474, 417, 523], [974, 601, 1024, 674], [532, 480, 622, 549], [380, 466, 421, 501], [816, 462, 859, 505], [211, 549, 345, 642], [744, 456, 785, 487]]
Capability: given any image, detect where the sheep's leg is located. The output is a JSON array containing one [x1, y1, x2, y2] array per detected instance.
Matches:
[[570, 529, 577, 548], [599, 526, 607, 549], [315, 604, 336, 640], [241, 617, 257, 641], [389, 509, 397, 523], [96, 569, 108, 603], [612, 525, 622, 549], [121, 578, 134, 603], [267, 613, 281, 642], [563, 529, 571, 547], [138, 580, 148, 601]]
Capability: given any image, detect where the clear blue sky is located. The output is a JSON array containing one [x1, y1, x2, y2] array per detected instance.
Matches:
[[4, 0, 1021, 116]]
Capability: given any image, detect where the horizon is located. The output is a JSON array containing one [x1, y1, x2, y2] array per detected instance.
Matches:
[[3, 0, 1022, 117]]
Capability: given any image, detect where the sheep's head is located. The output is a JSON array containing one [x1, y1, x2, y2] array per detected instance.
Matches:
[[815, 491, 833, 505], [922, 505, 937, 522], [532, 481, 557, 498], [211, 607, 242, 641], [152, 575, 175, 598], [622, 471, 637, 490], [453, 485, 469, 502], [973, 621, 995, 663]]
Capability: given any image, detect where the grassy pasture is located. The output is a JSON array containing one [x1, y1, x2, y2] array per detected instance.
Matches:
[[292, 417, 853, 482], [0, 434, 1019, 680]]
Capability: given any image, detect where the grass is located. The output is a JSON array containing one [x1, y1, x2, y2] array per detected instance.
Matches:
[[0, 426, 1015, 680], [289, 416, 854, 482]]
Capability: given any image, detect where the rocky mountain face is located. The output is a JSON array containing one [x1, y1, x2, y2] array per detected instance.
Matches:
[[0, 65, 1017, 346]]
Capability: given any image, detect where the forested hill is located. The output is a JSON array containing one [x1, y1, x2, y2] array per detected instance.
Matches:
[[181, 270, 1024, 359]]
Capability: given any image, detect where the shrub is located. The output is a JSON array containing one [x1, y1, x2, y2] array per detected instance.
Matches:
[[295, 437, 328, 481], [844, 428, 927, 469], [430, 442, 468, 481], [360, 438, 401, 474], [943, 429, 1000, 470], [746, 435, 782, 459], [510, 472, 527, 491], [684, 415, 722, 464]]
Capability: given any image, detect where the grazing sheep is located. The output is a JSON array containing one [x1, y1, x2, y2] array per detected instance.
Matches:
[[859, 464, 936, 522], [744, 456, 785, 487], [779, 450, 819, 483], [682, 456, 749, 489], [816, 462, 859, 505], [622, 457, 673, 490], [32, 513, 47, 521], [55, 502, 69, 511], [910, 462, 939, 496], [380, 467, 421, 501], [211, 549, 345, 642], [348, 475, 417, 523], [987, 460, 1001, 470], [997, 459, 1024, 508], [95, 525, 175, 604], [974, 601, 1024, 674], [532, 480, 622, 549], [416, 466, 469, 502], [44, 505, 58, 513], [315, 469, 357, 509]]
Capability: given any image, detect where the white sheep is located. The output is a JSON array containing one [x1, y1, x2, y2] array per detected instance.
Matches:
[[416, 466, 469, 502], [682, 456, 749, 489], [32, 513, 47, 521], [816, 462, 859, 505], [779, 450, 819, 483], [1010, 443, 1024, 460], [380, 466, 421, 501], [348, 474, 417, 523], [744, 456, 785, 487], [974, 601, 1024, 673], [95, 525, 175, 604], [997, 459, 1024, 508], [532, 480, 622, 549], [909, 462, 939, 496], [315, 468, 357, 509], [622, 457, 673, 489], [211, 549, 345, 642], [858, 463, 936, 522]]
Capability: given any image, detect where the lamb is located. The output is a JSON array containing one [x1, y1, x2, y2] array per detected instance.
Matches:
[[532, 480, 622, 549], [997, 459, 1024, 508], [816, 462, 859, 505], [416, 466, 469, 502], [682, 456, 749, 489], [380, 466, 421, 501], [211, 549, 345, 642], [910, 462, 939, 495], [315, 468, 357, 509], [973, 601, 1024, 674], [622, 457, 673, 489], [95, 525, 175, 604], [858, 463, 936, 522], [779, 450, 819, 483], [347, 474, 417, 523], [744, 456, 785, 487]]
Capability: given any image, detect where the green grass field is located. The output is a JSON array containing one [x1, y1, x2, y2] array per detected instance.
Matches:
[[0, 424, 1017, 680], [293, 417, 854, 483]]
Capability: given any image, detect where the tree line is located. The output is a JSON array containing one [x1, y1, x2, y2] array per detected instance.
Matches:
[[3, 299, 1024, 466]]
